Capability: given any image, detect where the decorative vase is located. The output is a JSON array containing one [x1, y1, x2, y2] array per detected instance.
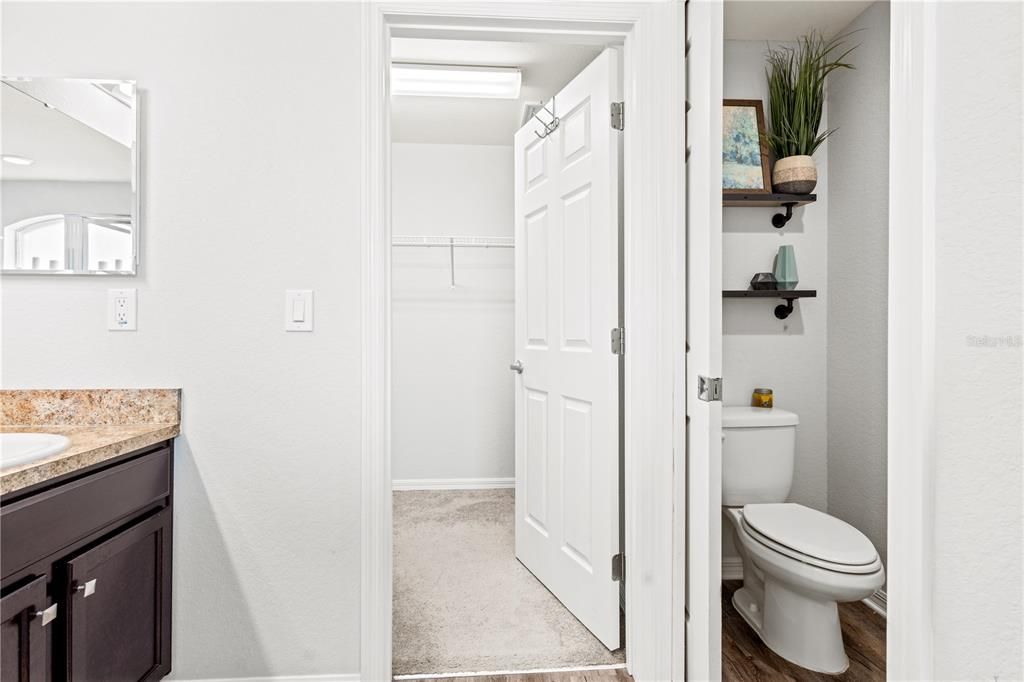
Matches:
[[773, 245, 799, 290], [750, 272, 778, 290], [772, 155, 817, 194]]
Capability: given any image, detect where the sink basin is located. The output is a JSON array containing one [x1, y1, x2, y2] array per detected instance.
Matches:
[[1, 433, 72, 469]]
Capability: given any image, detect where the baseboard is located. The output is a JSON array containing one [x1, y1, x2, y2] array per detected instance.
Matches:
[[180, 671, 360, 675], [863, 589, 887, 618], [392, 477, 515, 491], [722, 556, 744, 580], [395, 664, 627, 680]]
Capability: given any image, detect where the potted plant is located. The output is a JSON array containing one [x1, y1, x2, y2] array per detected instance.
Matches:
[[764, 32, 856, 194]]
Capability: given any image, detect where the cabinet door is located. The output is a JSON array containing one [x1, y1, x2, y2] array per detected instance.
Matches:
[[65, 509, 171, 682], [1, 575, 52, 682]]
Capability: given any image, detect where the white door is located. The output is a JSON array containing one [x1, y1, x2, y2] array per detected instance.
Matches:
[[685, 1, 724, 680], [511, 48, 623, 650]]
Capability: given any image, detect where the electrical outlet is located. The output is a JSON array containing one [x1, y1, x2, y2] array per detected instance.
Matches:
[[107, 289, 137, 331]]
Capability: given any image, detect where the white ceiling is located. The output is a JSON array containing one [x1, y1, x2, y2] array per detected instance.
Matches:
[[1, 83, 131, 182], [725, 1, 874, 41], [390, 38, 604, 146]]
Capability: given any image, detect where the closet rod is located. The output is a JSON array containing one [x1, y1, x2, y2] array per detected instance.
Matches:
[[391, 235, 513, 288]]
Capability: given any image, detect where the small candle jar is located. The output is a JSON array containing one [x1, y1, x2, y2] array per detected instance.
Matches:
[[751, 388, 774, 408]]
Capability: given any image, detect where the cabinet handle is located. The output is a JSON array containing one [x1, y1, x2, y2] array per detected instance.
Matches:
[[33, 604, 58, 627], [75, 579, 97, 598]]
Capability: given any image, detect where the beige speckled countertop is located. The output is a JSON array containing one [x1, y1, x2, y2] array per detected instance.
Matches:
[[1, 389, 180, 496]]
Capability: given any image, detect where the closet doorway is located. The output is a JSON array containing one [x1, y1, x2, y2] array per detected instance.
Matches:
[[390, 36, 626, 678]]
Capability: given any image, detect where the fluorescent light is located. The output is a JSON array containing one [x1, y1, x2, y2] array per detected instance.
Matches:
[[391, 63, 521, 99], [1, 154, 33, 166]]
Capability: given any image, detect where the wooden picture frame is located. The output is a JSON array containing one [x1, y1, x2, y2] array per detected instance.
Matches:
[[723, 99, 772, 194]]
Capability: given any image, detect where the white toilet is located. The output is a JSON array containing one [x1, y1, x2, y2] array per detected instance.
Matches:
[[722, 406, 884, 674]]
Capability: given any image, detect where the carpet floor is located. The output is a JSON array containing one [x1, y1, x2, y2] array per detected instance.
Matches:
[[393, 489, 625, 676]]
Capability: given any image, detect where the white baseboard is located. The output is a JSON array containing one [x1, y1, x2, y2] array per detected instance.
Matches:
[[180, 671, 360, 675], [863, 589, 887, 618], [395, 664, 627, 680], [722, 556, 744, 580], [392, 477, 514, 491]]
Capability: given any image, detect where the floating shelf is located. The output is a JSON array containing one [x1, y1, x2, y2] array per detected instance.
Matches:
[[723, 289, 817, 320], [723, 192, 817, 228]]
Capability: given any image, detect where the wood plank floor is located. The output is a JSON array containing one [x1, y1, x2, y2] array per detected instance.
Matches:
[[723, 580, 886, 681]]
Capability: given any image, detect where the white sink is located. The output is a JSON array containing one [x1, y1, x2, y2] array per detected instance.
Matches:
[[1, 433, 72, 469]]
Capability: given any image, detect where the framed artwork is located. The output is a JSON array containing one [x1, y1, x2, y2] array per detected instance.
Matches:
[[723, 99, 771, 193]]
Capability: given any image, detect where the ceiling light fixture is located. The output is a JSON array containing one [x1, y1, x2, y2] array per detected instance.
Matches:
[[391, 63, 521, 99], [1, 154, 34, 166]]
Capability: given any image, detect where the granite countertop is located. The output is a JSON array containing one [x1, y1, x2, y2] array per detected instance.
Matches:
[[1, 389, 181, 496]]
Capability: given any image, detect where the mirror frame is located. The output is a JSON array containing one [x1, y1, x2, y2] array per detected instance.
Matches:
[[1, 77, 141, 276]]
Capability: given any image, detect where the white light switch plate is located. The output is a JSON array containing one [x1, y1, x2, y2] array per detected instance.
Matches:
[[107, 289, 137, 331], [285, 290, 313, 332]]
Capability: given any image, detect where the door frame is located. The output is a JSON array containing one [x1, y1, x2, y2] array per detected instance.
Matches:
[[360, 3, 687, 681], [684, 2, 937, 679]]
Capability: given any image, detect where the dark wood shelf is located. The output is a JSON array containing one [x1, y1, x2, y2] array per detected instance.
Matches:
[[723, 192, 816, 207], [723, 192, 817, 228], [723, 289, 817, 299], [723, 289, 817, 320]]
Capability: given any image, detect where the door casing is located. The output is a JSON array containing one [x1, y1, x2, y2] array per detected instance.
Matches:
[[360, 3, 687, 681]]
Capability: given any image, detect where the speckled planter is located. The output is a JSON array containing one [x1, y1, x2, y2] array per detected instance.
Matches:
[[772, 155, 817, 194]]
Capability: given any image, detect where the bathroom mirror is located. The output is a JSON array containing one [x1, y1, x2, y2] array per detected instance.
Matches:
[[1, 77, 139, 275]]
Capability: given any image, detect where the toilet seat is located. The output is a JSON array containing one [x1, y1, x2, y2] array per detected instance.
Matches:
[[741, 503, 881, 575]]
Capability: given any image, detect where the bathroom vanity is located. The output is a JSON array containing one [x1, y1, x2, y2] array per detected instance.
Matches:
[[0, 390, 179, 682]]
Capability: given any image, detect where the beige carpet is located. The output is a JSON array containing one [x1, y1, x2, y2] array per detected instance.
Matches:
[[393, 489, 625, 675]]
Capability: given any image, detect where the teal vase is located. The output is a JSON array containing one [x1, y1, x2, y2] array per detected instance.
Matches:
[[773, 245, 799, 290]]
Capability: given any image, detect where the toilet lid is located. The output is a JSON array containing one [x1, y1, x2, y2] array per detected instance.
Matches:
[[742, 503, 879, 567]]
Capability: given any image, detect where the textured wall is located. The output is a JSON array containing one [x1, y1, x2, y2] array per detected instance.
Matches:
[[722, 40, 830, 515], [391, 143, 515, 483], [931, 2, 1022, 678], [825, 1, 890, 578], [1, 3, 361, 678]]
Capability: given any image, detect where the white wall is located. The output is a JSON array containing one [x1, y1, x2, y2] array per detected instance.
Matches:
[[722, 41, 830, 554], [391, 143, 514, 482], [1, 3, 361, 678], [931, 2, 1022, 677], [825, 1, 889, 578]]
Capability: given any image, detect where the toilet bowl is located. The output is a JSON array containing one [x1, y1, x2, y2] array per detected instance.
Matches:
[[724, 504, 884, 674], [722, 407, 885, 674]]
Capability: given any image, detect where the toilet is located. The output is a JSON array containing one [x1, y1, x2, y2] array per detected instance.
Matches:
[[722, 406, 885, 674]]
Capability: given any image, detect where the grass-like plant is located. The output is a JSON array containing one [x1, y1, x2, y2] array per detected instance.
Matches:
[[764, 32, 857, 159]]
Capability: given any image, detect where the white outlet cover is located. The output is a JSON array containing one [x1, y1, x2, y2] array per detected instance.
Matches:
[[107, 288, 137, 331]]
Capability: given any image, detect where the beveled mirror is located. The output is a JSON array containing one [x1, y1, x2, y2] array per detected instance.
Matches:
[[1, 77, 139, 275]]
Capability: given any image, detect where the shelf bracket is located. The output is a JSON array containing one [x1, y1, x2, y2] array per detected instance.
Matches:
[[775, 297, 797, 320], [772, 202, 797, 229]]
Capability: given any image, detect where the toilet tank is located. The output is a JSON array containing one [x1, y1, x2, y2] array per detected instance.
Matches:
[[722, 406, 799, 506]]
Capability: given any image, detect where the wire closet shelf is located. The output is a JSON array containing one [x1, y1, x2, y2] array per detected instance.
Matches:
[[391, 234, 514, 287]]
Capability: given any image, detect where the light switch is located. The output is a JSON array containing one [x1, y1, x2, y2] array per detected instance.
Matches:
[[107, 289, 137, 331], [285, 290, 313, 331]]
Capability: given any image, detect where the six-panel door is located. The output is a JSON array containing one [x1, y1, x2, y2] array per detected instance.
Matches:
[[64, 509, 171, 682], [1, 575, 51, 682]]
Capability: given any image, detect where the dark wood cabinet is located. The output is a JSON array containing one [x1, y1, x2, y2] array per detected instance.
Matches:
[[1, 575, 51, 682], [1, 443, 173, 682]]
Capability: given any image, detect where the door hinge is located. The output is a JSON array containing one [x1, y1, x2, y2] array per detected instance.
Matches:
[[612, 552, 625, 582], [611, 327, 625, 355], [610, 101, 624, 131], [698, 375, 723, 402]]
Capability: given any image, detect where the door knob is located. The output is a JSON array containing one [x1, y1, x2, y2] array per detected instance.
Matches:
[[33, 604, 57, 627], [75, 579, 97, 598], [509, 360, 524, 374]]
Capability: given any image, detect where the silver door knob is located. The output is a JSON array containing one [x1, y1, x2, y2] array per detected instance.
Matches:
[[509, 360, 524, 374], [34, 603, 57, 627], [75, 579, 97, 598]]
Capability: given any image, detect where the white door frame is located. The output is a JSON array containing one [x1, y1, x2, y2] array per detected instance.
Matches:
[[359, 4, 687, 682], [887, 2, 937, 679], [682, 2, 936, 680]]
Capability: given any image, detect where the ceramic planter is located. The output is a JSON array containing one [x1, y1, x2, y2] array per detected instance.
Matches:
[[772, 155, 817, 194]]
